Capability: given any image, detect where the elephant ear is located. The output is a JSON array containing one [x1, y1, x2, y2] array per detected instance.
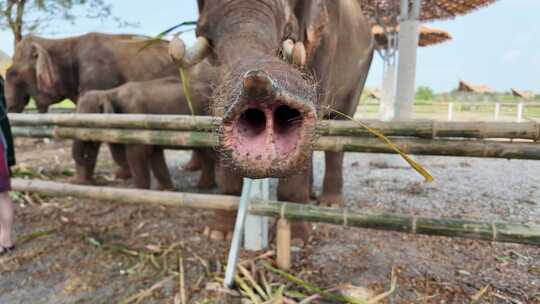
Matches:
[[33, 43, 60, 95], [294, 0, 329, 63]]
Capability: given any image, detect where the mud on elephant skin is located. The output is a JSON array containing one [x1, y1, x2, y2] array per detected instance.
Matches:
[[169, 0, 373, 241], [73, 74, 217, 190]]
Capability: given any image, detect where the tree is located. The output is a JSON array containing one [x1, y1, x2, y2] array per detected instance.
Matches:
[[0, 0, 132, 49], [416, 85, 434, 101]]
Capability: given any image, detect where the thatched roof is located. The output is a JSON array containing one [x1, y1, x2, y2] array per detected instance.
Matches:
[[360, 0, 498, 22], [373, 25, 451, 48], [511, 88, 536, 100], [457, 80, 494, 94]]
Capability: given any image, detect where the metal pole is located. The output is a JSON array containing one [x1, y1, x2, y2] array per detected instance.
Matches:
[[224, 178, 253, 288]]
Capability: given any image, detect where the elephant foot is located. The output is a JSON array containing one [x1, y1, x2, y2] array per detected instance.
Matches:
[[114, 167, 132, 180], [182, 156, 202, 171], [202, 210, 235, 241], [69, 175, 96, 186], [318, 193, 344, 209]]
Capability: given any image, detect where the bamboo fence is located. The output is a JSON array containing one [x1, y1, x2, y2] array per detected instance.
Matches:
[[9, 113, 540, 139], [11, 126, 540, 160], [12, 179, 540, 246]]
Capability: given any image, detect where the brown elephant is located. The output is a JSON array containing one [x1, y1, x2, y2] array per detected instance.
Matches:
[[171, 0, 374, 242], [3, 32, 203, 178], [73, 73, 216, 190]]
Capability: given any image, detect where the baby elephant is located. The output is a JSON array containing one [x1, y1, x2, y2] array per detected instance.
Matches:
[[73, 76, 215, 190]]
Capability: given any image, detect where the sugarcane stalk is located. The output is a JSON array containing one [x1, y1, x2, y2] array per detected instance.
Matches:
[[10, 113, 540, 140], [11, 126, 540, 160]]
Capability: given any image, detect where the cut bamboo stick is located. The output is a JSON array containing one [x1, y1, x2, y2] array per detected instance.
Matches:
[[12, 126, 540, 160], [9, 113, 540, 140], [11, 179, 540, 246], [276, 218, 291, 270]]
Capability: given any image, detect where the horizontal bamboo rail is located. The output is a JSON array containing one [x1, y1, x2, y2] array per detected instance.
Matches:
[[11, 126, 540, 160], [9, 113, 540, 140], [12, 179, 540, 246]]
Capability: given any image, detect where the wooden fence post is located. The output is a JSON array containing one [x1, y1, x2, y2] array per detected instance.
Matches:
[[517, 102, 524, 122], [276, 218, 291, 270], [447, 102, 454, 121], [494, 102, 500, 121]]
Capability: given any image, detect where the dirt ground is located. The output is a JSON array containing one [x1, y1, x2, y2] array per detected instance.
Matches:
[[0, 138, 539, 303]]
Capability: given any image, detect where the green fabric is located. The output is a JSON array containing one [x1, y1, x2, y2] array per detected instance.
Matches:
[[0, 76, 15, 167]]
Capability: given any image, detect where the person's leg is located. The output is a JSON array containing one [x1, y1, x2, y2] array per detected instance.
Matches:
[[0, 191, 14, 251]]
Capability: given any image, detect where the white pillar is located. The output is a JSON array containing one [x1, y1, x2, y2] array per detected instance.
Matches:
[[447, 102, 454, 121], [494, 103, 500, 121], [394, 19, 420, 120], [517, 102, 524, 123], [244, 178, 270, 250], [379, 62, 397, 121]]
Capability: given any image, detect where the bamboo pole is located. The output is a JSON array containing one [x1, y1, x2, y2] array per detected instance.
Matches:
[[12, 126, 216, 148], [9, 113, 218, 132], [14, 126, 540, 160], [250, 201, 540, 246], [10, 114, 540, 140], [11, 179, 540, 246], [12, 178, 239, 211]]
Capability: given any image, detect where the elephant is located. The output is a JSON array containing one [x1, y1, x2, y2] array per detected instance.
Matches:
[[3, 32, 203, 178], [170, 0, 374, 242], [73, 73, 216, 190]]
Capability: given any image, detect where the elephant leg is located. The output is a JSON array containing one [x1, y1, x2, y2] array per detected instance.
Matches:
[[126, 145, 152, 189], [204, 165, 243, 241], [150, 147, 174, 191], [108, 143, 132, 180], [319, 151, 344, 208], [71, 141, 100, 185], [182, 150, 203, 171], [277, 170, 312, 247], [197, 149, 216, 189]]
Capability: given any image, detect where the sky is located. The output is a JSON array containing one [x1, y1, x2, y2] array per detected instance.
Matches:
[[0, 0, 538, 93]]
